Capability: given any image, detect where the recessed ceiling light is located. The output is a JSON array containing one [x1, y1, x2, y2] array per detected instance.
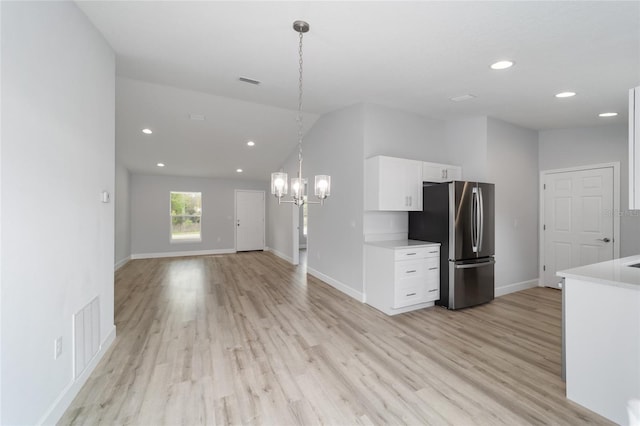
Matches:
[[236, 168, 243, 173], [490, 60, 514, 70], [157, 163, 165, 167], [598, 112, 618, 117], [142, 128, 153, 134], [555, 92, 576, 98], [247, 141, 255, 147]]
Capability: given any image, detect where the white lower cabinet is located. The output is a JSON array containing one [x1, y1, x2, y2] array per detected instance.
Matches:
[[365, 241, 440, 315]]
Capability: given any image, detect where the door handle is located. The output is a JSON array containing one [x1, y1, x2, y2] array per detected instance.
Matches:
[[454, 259, 495, 269], [597, 237, 611, 243]]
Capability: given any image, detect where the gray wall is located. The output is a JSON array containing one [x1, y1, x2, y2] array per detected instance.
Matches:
[[115, 163, 131, 267], [539, 124, 640, 256], [487, 118, 540, 288], [304, 104, 366, 295], [445, 116, 488, 181], [363, 104, 447, 239], [266, 148, 299, 261], [1, 2, 115, 424], [131, 174, 267, 256]]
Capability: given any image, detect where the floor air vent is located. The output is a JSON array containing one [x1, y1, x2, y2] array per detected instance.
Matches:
[[73, 297, 100, 379]]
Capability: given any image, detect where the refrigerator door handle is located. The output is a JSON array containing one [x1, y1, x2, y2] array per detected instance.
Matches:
[[454, 259, 495, 269], [471, 187, 479, 252], [478, 186, 484, 252]]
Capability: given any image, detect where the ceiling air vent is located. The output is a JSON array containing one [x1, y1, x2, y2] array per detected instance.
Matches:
[[450, 94, 477, 102], [239, 76, 261, 85]]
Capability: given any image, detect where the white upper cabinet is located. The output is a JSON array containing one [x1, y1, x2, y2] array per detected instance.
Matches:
[[365, 156, 423, 211], [422, 161, 462, 183], [630, 86, 640, 210]]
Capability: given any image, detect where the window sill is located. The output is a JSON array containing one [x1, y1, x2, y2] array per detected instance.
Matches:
[[170, 238, 202, 244]]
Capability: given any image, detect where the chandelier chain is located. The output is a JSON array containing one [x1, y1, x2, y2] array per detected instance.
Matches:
[[297, 30, 304, 163]]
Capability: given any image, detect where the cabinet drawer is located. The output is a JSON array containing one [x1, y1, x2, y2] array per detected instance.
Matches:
[[395, 259, 427, 283], [394, 285, 425, 308], [395, 246, 439, 261]]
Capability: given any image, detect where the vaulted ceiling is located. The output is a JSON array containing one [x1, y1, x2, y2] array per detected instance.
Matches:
[[77, 1, 640, 180]]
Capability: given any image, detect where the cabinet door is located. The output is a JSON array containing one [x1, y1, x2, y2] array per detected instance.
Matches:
[[405, 159, 423, 211], [367, 156, 423, 211], [378, 156, 411, 210], [422, 162, 447, 182], [424, 257, 440, 301], [446, 166, 462, 181]]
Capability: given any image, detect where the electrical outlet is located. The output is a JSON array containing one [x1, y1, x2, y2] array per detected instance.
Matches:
[[54, 336, 62, 360]]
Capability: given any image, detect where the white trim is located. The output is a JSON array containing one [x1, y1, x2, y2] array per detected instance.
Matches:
[[38, 325, 116, 426], [307, 267, 365, 303], [265, 246, 293, 263], [114, 256, 131, 271], [539, 162, 621, 287], [131, 248, 235, 259], [495, 278, 539, 297]]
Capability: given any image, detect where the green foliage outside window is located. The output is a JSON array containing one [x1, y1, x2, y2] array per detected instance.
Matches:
[[170, 192, 202, 240]]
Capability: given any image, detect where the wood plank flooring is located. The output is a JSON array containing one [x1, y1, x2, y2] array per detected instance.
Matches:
[[59, 252, 612, 425]]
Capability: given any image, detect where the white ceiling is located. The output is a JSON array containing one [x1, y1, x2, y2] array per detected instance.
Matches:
[[77, 1, 640, 180]]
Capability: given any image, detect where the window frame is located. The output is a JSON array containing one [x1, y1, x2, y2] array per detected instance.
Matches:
[[169, 191, 203, 243]]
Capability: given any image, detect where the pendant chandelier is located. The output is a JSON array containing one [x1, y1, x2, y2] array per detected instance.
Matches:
[[270, 20, 331, 207]]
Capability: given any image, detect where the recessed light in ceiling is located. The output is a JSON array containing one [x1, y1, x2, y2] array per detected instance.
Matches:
[[450, 94, 477, 102], [157, 163, 165, 167], [555, 91, 576, 98], [247, 141, 255, 147], [490, 60, 514, 70], [142, 128, 153, 134], [239, 76, 261, 85], [189, 113, 206, 121], [236, 168, 243, 173], [598, 112, 618, 117]]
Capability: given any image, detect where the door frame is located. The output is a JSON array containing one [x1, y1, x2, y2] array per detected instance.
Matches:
[[538, 162, 620, 287], [234, 189, 265, 252]]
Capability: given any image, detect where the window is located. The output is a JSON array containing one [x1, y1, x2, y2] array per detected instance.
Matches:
[[170, 191, 202, 241]]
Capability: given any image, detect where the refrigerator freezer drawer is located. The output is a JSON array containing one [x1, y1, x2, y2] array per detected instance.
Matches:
[[448, 258, 495, 309]]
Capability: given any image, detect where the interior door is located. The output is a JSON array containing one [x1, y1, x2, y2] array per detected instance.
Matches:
[[543, 167, 614, 287], [235, 190, 265, 252]]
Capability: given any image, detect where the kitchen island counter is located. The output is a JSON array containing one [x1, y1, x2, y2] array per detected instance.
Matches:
[[558, 255, 640, 425]]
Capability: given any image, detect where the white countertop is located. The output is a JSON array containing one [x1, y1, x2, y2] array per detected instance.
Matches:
[[557, 254, 640, 290], [364, 239, 440, 249]]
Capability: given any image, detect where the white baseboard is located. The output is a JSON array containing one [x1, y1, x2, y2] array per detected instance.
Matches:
[[130, 248, 235, 260], [307, 267, 365, 303], [495, 278, 539, 297], [265, 247, 293, 264], [114, 255, 131, 271], [38, 325, 116, 426]]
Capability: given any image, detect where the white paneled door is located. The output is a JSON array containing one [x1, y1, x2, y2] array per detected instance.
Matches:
[[235, 190, 265, 252], [543, 167, 615, 288]]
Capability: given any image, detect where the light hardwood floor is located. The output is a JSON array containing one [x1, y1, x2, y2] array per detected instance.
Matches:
[[59, 252, 611, 425]]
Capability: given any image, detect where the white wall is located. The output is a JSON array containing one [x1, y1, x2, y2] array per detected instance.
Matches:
[[304, 104, 366, 298], [265, 149, 299, 262], [539, 124, 640, 256], [487, 118, 540, 290], [131, 174, 267, 257], [115, 163, 131, 268], [363, 104, 446, 239], [445, 116, 488, 181], [1, 2, 115, 424]]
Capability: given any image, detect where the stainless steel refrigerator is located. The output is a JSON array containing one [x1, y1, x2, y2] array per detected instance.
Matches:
[[409, 181, 495, 310]]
